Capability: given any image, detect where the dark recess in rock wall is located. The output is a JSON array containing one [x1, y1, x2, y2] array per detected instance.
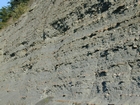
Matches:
[[51, 18, 70, 33], [112, 5, 126, 14]]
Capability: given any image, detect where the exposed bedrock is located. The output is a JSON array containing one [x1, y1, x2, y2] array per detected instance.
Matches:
[[0, 0, 140, 105]]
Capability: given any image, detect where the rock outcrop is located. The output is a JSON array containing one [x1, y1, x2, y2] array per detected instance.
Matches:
[[0, 0, 140, 105]]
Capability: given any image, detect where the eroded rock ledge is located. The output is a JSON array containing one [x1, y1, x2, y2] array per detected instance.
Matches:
[[0, 0, 140, 105]]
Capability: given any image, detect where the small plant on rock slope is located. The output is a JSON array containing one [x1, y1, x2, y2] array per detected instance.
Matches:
[[0, 0, 29, 29]]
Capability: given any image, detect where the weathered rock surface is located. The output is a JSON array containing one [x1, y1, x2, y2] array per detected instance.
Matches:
[[0, 0, 140, 105]]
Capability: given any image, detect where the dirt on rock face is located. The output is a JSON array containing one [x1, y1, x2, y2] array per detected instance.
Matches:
[[0, 0, 140, 105]]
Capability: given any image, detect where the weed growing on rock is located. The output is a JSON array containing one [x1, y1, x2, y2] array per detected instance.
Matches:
[[0, 0, 29, 29]]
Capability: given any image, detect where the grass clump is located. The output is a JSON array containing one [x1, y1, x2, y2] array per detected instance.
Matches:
[[0, 0, 29, 29], [12, 3, 28, 20]]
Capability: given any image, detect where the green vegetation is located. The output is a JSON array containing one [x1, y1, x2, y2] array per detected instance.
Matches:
[[0, 0, 29, 29]]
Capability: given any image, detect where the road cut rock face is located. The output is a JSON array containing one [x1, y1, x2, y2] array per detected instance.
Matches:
[[0, 0, 140, 105]]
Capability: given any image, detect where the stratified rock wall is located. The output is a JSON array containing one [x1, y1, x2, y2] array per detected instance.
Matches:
[[0, 0, 140, 105]]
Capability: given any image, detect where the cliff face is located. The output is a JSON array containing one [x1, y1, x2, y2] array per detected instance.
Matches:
[[0, 0, 140, 105]]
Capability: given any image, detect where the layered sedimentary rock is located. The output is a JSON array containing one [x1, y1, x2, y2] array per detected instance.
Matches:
[[0, 0, 140, 105]]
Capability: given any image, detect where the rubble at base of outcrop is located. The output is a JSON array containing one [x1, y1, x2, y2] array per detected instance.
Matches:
[[0, 0, 140, 105]]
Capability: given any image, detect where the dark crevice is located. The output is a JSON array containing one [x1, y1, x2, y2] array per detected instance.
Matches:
[[54, 64, 59, 71], [112, 46, 123, 52], [102, 81, 108, 92], [63, 95, 66, 97], [108, 23, 120, 31], [30, 42, 36, 47], [112, 5, 125, 14], [99, 71, 107, 77], [138, 83, 140, 88], [85, 2, 111, 16], [112, 48, 119, 52], [89, 33, 96, 38], [96, 86, 100, 93], [87, 51, 92, 56], [10, 52, 16, 57], [100, 2, 112, 13], [109, 64, 116, 68], [94, 49, 99, 53], [51, 18, 70, 33], [3, 51, 9, 55], [82, 44, 89, 49], [118, 81, 124, 85], [81, 36, 87, 40], [100, 50, 109, 57], [21, 41, 28, 45], [22, 64, 33, 70]]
